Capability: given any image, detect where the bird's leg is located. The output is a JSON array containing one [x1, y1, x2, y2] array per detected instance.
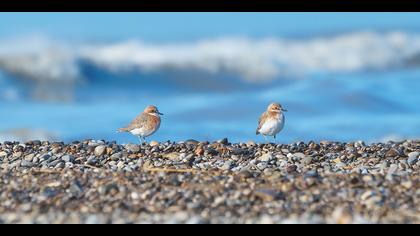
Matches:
[[263, 135, 268, 143], [273, 135, 277, 144], [138, 136, 143, 144]]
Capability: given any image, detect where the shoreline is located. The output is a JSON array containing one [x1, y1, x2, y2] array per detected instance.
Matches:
[[0, 140, 419, 223]]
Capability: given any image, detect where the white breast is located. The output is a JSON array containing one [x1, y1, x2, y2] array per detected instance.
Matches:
[[130, 125, 159, 138], [258, 114, 285, 136]]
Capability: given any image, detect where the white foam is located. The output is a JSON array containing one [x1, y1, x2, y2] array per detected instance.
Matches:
[[0, 128, 58, 143], [1, 31, 420, 82], [0, 35, 80, 83]]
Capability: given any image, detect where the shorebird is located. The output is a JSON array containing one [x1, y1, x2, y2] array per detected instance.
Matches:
[[118, 105, 163, 143], [256, 103, 287, 142]]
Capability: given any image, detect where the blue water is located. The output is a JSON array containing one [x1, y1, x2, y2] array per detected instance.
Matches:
[[1, 13, 420, 143], [1, 67, 419, 144]]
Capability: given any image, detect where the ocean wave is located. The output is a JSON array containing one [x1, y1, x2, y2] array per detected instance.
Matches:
[[1, 31, 420, 82], [0, 128, 58, 143], [0, 36, 80, 83]]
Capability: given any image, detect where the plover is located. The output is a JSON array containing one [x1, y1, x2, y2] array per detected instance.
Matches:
[[118, 105, 163, 143], [256, 103, 287, 141]]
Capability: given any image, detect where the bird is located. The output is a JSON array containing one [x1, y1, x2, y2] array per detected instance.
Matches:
[[256, 102, 287, 142], [118, 105, 163, 143]]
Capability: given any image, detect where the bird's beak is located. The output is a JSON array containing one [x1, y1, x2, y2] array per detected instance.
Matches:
[[158, 112, 164, 115], [281, 109, 288, 112]]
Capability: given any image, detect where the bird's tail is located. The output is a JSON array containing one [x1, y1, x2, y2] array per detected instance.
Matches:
[[117, 127, 129, 133]]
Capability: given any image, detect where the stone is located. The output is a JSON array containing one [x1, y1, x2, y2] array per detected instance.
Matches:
[[387, 164, 399, 177], [385, 148, 400, 157], [256, 163, 268, 170], [255, 189, 285, 201], [220, 161, 233, 171], [286, 164, 297, 173], [94, 145, 106, 156], [86, 156, 97, 165], [185, 139, 199, 145], [41, 154, 51, 161], [13, 152, 22, 158], [407, 152, 419, 165], [55, 162, 65, 169], [258, 152, 273, 162], [62, 155, 75, 163], [149, 141, 159, 147], [51, 148, 61, 154], [303, 156, 313, 165], [20, 160, 33, 168], [69, 181, 84, 197], [246, 141, 256, 147], [110, 153, 122, 161], [0, 140, 418, 223], [218, 138, 229, 145], [117, 161, 125, 169], [163, 153, 180, 161], [293, 153, 306, 160], [126, 144, 140, 153], [401, 181, 413, 189]]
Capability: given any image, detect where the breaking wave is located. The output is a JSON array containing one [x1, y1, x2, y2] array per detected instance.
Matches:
[[1, 31, 420, 83]]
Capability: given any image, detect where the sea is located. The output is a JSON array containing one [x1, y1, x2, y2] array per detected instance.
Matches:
[[0, 31, 419, 144]]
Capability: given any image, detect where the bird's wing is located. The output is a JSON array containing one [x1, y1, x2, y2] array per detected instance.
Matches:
[[256, 111, 268, 134], [126, 113, 149, 130]]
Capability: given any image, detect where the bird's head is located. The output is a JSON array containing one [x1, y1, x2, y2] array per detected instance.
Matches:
[[144, 105, 163, 116], [267, 102, 287, 114]]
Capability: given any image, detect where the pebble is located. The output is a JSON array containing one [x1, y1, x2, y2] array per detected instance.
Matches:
[[256, 163, 267, 170], [110, 153, 122, 161], [400, 179, 413, 189], [386, 148, 400, 157], [185, 139, 199, 145], [303, 156, 313, 165], [41, 154, 51, 161], [387, 164, 399, 177], [257, 152, 273, 162], [126, 144, 140, 153], [286, 164, 298, 173], [20, 160, 33, 167], [218, 138, 229, 145], [24, 154, 35, 162], [62, 155, 75, 163], [94, 146, 106, 156], [407, 152, 419, 165], [246, 141, 256, 147], [86, 156, 97, 165], [149, 141, 159, 147], [0, 140, 417, 224], [163, 153, 180, 161], [220, 161, 233, 171], [292, 153, 306, 160], [117, 161, 125, 169]]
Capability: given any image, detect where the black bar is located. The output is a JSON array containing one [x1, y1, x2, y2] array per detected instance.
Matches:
[[2, 1, 420, 12]]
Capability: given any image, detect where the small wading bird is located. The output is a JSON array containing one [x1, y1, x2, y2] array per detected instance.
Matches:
[[256, 102, 287, 142], [118, 105, 163, 143]]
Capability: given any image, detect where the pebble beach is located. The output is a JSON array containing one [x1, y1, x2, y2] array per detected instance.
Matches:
[[0, 139, 419, 224]]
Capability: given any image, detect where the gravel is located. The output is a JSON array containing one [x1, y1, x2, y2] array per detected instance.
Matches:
[[0, 139, 419, 224]]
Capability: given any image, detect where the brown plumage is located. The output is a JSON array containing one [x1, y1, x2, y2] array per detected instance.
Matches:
[[118, 114, 159, 133], [256, 112, 270, 135], [118, 105, 163, 142], [256, 103, 287, 140]]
